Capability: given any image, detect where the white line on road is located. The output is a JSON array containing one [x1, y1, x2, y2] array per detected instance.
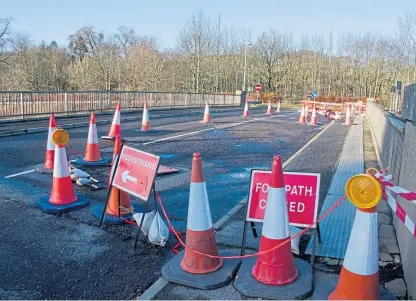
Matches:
[[5, 169, 36, 178], [142, 115, 277, 146]]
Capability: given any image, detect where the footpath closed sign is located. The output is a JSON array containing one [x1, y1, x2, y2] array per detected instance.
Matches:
[[112, 146, 160, 201], [246, 170, 320, 227]]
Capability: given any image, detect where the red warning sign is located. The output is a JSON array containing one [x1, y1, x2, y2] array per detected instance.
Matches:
[[112, 146, 160, 201], [246, 170, 320, 227]]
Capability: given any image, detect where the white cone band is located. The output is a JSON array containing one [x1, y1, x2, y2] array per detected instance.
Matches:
[[244, 102, 248, 111], [187, 182, 213, 231], [300, 106, 305, 116], [262, 187, 289, 239], [312, 109, 316, 118], [112, 110, 121, 125], [343, 210, 378, 275], [205, 104, 210, 115], [46, 127, 56, 150], [87, 124, 99, 144], [54, 146, 70, 178], [142, 109, 150, 123]]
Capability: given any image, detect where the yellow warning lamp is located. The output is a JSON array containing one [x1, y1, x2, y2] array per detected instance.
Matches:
[[345, 173, 382, 209], [51, 128, 69, 147]]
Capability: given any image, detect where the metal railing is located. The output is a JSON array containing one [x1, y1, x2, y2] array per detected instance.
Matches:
[[0, 91, 241, 118]]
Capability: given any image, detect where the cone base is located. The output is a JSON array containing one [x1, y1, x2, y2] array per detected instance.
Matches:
[[199, 120, 211, 124], [37, 193, 89, 214], [234, 257, 313, 300], [71, 157, 112, 166], [100, 136, 127, 142], [92, 203, 143, 225], [162, 249, 241, 290], [312, 279, 395, 300], [136, 129, 157, 133], [36, 167, 53, 175]]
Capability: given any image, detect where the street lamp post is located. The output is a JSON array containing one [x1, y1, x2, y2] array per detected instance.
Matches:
[[243, 42, 252, 92]]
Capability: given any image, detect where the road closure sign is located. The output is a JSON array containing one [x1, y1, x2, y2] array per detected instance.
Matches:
[[112, 146, 160, 201], [246, 170, 320, 228]]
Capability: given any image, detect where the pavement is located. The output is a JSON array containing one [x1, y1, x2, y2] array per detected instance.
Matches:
[[0, 106, 336, 299]]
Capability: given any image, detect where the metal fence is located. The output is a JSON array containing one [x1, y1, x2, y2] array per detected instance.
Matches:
[[0, 91, 241, 118]]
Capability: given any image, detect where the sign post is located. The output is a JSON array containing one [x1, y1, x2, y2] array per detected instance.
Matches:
[[255, 83, 262, 102], [241, 170, 321, 265]]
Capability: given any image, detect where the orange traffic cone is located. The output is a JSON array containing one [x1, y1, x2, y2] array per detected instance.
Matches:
[[299, 103, 306, 124], [276, 101, 281, 113], [92, 135, 136, 224], [200, 102, 211, 123], [234, 155, 313, 299], [266, 101, 272, 114], [162, 152, 241, 289], [181, 152, 222, 273], [73, 112, 111, 166], [243, 100, 250, 117], [137, 102, 156, 133], [305, 104, 309, 119], [102, 103, 121, 140], [344, 105, 352, 125], [37, 137, 89, 213], [328, 205, 379, 299], [309, 104, 317, 125], [252, 155, 297, 285], [44, 114, 57, 170]]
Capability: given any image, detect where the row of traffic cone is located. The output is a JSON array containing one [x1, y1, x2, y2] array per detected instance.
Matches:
[[299, 102, 353, 125], [43, 102, 156, 171], [162, 152, 383, 300], [243, 100, 281, 117]]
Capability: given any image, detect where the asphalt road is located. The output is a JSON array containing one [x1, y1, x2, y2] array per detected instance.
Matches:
[[0, 106, 341, 299]]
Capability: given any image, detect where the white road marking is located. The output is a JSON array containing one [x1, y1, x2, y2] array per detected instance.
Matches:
[[5, 169, 36, 178], [142, 115, 276, 146]]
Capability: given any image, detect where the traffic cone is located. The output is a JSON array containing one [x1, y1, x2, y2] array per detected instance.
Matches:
[[344, 105, 352, 125], [137, 102, 156, 133], [276, 101, 281, 113], [200, 102, 211, 123], [243, 100, 249, 117], [328, 205, 379, 300], [162, 152, 241, 289], [102, 103, 121, 140], [298, 104, 306, 124], [234, 155, 313, 299], [44, 114, 57, 170], [266, 101, 272, 114], [309, 104, 317, 125], [252, 155, 297, 285], [92, 135, 138, 224], [305, 104, 309, 118], [37, 141, 89, 214], [181, 152, 222, 273], [72, 112, 111, 166]]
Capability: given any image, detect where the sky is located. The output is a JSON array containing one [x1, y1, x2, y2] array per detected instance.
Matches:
[[2, 0, 414, 50]]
